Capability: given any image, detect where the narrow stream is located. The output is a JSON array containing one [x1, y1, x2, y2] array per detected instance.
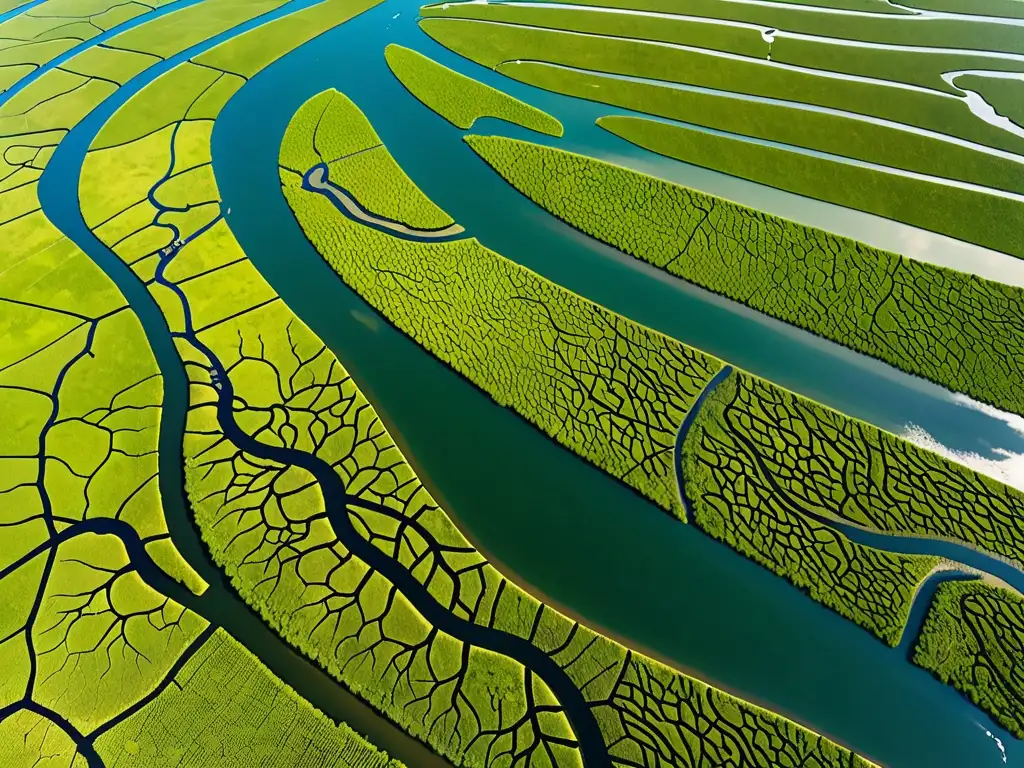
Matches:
[[211, 2, 1024, 765], [304, 163, 467, 239], [24, 0, 1024, 764], [36, 4, 452, 765]]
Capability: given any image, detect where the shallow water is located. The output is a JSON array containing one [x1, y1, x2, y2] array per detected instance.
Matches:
[[211, 1, 1024, 764]]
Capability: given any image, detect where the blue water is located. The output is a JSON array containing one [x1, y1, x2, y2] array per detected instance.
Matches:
[[26, 0, 1024, 764], [204, 1, 1024, 765], [0, 0, 45, 27], [0, 0, 205, 108]]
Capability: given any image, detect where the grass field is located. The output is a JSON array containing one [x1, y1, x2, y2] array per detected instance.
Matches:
[[0, 0, 176, 98], [418, 12, 1024, 158], [94, 628, 405, 766], [601, 116, 1024, 262], [420, 0, 1024, 96], [466, 0, 1024, 52], [770, 35, 1024, 95], [279, 87, 975, 653], [914, 581, 1024, 738], [385, 44, 562, 136], [465, 134, 1024, 419], [499, 61, 1024, 196], [952, 73, 1024, 130], [0, 1, 403, 765], [423, 2, 770, 58]]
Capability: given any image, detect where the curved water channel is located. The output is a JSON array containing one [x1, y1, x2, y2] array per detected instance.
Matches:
[[36, 4, 451, 766], [30, 0, 1024, 766], [304, 163, 467, 239], [210, 2, 1024, 766]]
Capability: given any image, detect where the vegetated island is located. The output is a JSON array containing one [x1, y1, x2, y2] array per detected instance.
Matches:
[[278, 85, 981, 652], [72, 16, 880, 761], [384, 43, 563, 136], [914, 580, 1024, 740], [463, 135, 1024, 420]]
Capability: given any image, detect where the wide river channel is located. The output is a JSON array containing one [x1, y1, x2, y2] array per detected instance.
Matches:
[[121, 0, 1024, 764]]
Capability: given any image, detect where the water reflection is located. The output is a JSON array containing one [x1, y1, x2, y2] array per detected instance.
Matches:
[[906, 395, 1024, 490], [211, 3, 1024, 763]]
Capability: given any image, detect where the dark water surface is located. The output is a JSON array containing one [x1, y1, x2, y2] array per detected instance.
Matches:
[[211, 1, 1024, 766]]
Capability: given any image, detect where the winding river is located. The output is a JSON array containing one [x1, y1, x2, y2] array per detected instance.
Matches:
[[29, 0, 1024, 765], [304, 162, 467, 239], [214, 2, 1024, 766]]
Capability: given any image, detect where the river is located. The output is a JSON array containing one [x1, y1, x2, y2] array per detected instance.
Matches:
[[201, 0, 1024, 765]]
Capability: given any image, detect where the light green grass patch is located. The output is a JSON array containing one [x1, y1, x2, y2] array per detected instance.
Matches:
[[465, 131, 1024, 417], [418, 16, 1024, 157], [385, 43, 562, 136], [500, 60, 1024, 195], [94, 629, 404, 767], [914, 581, 1024, 738]]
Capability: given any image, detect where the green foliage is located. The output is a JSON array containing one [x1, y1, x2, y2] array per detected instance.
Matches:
[[94, 629, 404, 767], [952, 73, 1024, 130], [500, 60, 1024, 196], [92, 63, 232, 149], [106, 0, 288, 60], [0, 0, 158, 98], [694, 371, 1024, 568], [466, 134, 1024, 418], [384, 43, 561, 136], [683, 372, 940, 645], [279, 88, 454, 229], [770, 34, 1023, 95], [33, 533, 208, 733], [424, 2, 768, 57], [429, 0, 1024, 52], [901, 0, 1024, 16], [601, 114, 1024, 261], [282, 92, 724, 517], [417, 13, 1024, 156], [0, 709, 86, 768], [193, 0, 379, 78], [914, 581, 1024, 738]]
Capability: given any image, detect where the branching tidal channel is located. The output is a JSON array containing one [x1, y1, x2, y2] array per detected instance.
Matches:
[[33, 12, 452, 767], [37, 33, 607, 768]]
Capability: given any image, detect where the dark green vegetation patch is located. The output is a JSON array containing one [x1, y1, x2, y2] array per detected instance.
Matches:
[[682, 371, 940, 646], [465, 135, 1024, 419], [683, 368, 1024, 600], [915, 581, 1024, 739]]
